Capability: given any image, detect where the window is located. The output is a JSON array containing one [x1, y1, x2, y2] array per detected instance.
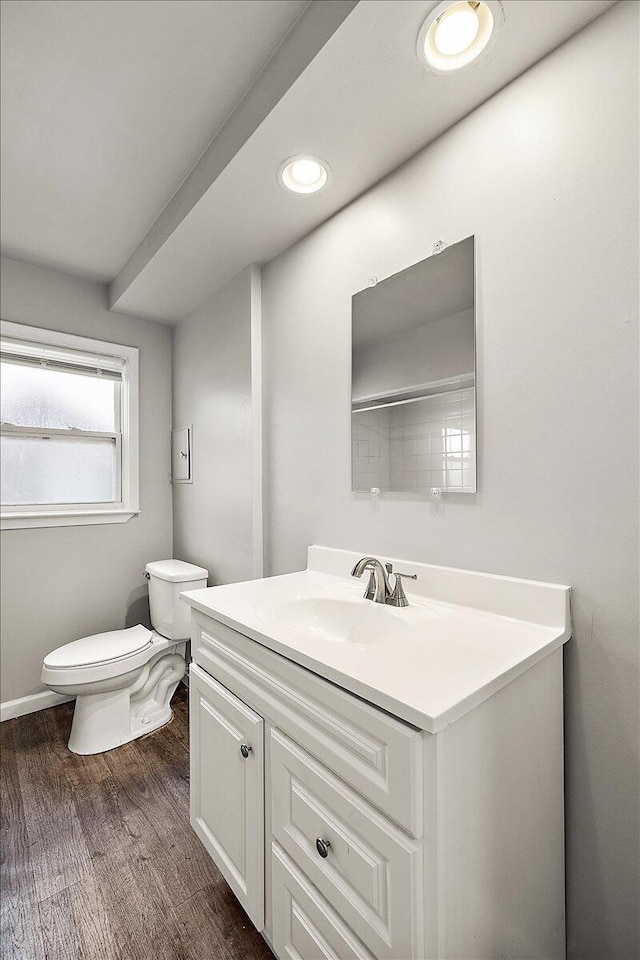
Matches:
[[0, 321, 139, 529]]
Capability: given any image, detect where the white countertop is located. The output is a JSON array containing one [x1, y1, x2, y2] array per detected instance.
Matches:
[[181, 546, 571, 733]]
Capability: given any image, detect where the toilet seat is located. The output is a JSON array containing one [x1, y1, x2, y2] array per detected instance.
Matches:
[[41, 624, 170, 687], [43, 624, 153, 669]]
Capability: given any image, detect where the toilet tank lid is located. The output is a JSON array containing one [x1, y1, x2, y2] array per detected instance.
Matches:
[[145, 559, 208, 582]]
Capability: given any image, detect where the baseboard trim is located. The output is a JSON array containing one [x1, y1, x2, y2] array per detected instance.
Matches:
[[0, 689, 74, 722]]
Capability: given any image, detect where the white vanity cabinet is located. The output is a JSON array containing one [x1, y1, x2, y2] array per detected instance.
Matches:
[[188, 604, 567, 960]]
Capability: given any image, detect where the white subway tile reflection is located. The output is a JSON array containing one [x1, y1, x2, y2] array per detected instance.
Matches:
[[353, 388, 475, 493]]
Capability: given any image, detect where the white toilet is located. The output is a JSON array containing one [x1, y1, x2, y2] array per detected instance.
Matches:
[[41, 559, 208, 755]]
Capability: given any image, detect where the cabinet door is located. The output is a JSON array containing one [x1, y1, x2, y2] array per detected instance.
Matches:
[[272, 842, 375, 960], [190, 663, 264, 929], [271, 728, 423, 959]]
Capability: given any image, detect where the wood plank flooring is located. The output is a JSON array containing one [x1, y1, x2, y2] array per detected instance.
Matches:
[[0, 687, 274, 960]]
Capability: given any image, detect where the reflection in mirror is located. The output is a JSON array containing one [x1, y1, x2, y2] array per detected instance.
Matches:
[[351, 236, 475, 494]]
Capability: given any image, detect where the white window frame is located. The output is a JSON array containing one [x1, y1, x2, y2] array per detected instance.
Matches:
[[1, 320, 139, 530]]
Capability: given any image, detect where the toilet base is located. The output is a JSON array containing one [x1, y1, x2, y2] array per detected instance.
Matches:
[[66, 651, 185, 755], [68, 694, 175, 755]]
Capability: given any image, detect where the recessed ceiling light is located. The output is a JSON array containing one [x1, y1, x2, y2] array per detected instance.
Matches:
[[417, 1, 503, 73], [279, 155, 330, 194]]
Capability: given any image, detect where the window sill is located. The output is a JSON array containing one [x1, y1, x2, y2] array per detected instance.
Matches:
[[1, 509, 140, 530]]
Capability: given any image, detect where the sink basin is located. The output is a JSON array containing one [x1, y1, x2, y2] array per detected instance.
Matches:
[[261, 595, 417, 646]]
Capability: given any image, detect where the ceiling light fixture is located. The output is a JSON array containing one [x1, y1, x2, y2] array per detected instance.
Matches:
[[279, 155, 329, 194], [417, 1, 503, 73]]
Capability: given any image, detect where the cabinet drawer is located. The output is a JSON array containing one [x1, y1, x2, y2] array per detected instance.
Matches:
[[272, 842, 374, 960], [193, 612, 423, 836], [270, 728, 423, 960], [189, 664, 264, 929]]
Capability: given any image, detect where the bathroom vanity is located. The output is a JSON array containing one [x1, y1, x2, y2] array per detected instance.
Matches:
[[182, 546, 571, 960]]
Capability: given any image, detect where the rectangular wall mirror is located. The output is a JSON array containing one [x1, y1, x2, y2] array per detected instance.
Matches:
[[351, 236, 476, 495]]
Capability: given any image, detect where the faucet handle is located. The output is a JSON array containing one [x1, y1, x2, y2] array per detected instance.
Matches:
[[387, 571, 417, 607], [384, 562, 415, 582]]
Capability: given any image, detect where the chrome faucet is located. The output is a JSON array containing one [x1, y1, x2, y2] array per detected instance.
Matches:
[[350, 557, 417, 607], [350, 556, 391, 603]]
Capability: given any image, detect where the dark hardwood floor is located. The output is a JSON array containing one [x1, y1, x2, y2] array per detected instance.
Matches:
[[0, 686, 274, 960]]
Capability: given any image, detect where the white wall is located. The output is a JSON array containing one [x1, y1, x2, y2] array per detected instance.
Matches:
[[0, 256, 173, 704], [261, 4, 639, 958], [172, 265, 260, 585]]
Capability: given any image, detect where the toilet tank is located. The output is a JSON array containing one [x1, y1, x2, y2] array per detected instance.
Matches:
[[145, 559, 208, 640]]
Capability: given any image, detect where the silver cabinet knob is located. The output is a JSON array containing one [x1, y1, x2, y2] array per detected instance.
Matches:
[[240, 743, 252, 758], [315, 837, 331, 858]]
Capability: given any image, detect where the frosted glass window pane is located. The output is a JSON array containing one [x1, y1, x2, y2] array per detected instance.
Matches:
[[0, 362, 117, 431], [1, 436, 117, 504]]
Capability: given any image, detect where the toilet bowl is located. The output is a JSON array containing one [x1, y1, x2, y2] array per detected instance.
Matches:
[[41, 559, 208, 755]]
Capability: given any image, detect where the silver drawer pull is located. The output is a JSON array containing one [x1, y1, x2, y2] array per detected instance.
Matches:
[[240, 743, 252, 758], [315, 837, 331, 858]]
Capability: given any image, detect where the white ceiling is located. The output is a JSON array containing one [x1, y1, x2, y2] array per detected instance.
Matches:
[[0, 0, 309, 280], [1, 0, 616, 322]]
